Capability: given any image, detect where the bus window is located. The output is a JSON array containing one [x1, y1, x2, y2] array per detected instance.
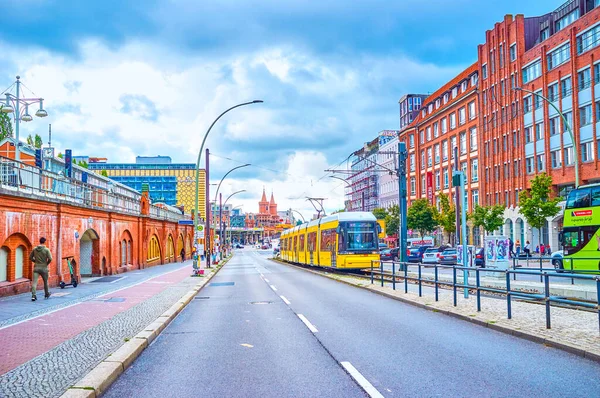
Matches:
[[562, 228, 579, 255], [591, 186, 600, 207], [566, 188, 591, 208]]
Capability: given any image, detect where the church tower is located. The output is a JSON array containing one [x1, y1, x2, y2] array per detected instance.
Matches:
[[259, 188, 269, 214], [269, 192, 277, 215]]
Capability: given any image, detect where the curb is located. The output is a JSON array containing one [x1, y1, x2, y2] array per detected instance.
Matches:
[[60, 261, 227, 398], [271, 258, 600, 364]]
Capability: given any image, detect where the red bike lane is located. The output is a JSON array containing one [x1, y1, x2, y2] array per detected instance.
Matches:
[[0, 265, 192, 375]]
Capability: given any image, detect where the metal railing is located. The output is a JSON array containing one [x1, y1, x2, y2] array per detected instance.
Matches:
[[0, 156, 188, 221], [370, 260, 600, 332]]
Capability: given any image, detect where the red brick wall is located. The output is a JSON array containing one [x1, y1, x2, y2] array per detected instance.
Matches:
[[0, 192, 193, 297]]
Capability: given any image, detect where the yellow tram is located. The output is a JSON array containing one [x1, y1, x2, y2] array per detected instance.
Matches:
[[280, 212, 380, 270]]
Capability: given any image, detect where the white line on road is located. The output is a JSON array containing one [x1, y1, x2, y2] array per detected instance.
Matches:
[[270, 285, 278, 291], [341, 362, 384, 398], [297, 314, 318, 333], [280, 295, 291, 305], [264, 278, 270, 283]]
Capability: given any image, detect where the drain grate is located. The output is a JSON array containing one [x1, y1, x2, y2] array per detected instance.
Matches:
[[210, 282, 235, 287], [250, 301, 272, 305]]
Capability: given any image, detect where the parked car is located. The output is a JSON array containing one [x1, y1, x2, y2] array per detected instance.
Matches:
[[407, 246, 432, 263], [439, 248, 458, 265], [380, 249, 392, 261], [421, 247, 448, 264], [378, 243, 389, 251], [551, 250, 564, 272], [474, 247, 485, 267]]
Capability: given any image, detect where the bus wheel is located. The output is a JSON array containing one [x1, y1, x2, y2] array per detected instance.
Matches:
[[552, 259, 563, 273]]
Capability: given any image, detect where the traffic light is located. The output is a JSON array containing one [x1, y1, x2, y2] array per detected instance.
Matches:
[[35, 149, 42, 168]]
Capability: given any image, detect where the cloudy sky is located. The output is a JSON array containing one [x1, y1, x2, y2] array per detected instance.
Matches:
[[0, 0, 562, 219]]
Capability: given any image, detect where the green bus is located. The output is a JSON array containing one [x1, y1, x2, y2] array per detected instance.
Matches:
[[562, 183, 600, 272]]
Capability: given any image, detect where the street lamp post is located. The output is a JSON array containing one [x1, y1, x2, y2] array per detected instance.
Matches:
[[220, 190, 246, 258], [213, 164, 251, 204], [514, 86, 579, 188], [1, 76, 49, 161], [290, 209, 306, 223], [193, 100, 262, 268]]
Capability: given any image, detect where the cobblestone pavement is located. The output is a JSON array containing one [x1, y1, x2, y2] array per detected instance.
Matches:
[[0, 264, 212, 398], [319, 270, 600, 358]]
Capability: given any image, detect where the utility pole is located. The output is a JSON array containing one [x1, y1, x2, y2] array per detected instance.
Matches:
[[219, 193, 223, 261], [453, 146, 460, 246], [397, 142, 408, 263], [205, 148, 210, 268]]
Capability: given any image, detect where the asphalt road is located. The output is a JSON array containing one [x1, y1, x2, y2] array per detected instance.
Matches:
[[105, 248, 600, 398]]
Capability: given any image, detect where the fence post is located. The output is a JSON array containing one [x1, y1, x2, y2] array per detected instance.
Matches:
[[453, 266, 457, 306], [539, 257, 543, 283], [434, 264, 439, 302], [544, 272, 551, 329], [392, 261, 396, 291], [476, 267, 481, 312], [404, 262, 408, 294], [513, 256, 517, 281], [418, 262, 422, 297], [370, 260, 374, 285], [380, 260, 384, 287], [506, 270, 512, 319]]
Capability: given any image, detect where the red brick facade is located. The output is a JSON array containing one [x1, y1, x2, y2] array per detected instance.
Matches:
[[0, 192, 193, 297]]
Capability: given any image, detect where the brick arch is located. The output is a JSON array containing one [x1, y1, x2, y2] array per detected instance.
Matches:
[[147, 234, 162, 266], [1, 233, 33, 282], [0, 246, 10, 282], [165, 234, 175, 263], [120, 230, 134, 266], [176, 233, 185, 258]]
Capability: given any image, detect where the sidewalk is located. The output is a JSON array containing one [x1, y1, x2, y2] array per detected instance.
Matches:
[[0, 261, 214, 398]]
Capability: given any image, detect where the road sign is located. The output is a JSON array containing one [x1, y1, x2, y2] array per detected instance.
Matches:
[[178, 220, 194, 225]]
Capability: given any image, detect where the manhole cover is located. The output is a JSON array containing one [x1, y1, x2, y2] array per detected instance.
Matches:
[[210, 282, 235, 287], [194, 297, 210, 300], [90, 276, 123, 283], [249, 301, 272, 305]]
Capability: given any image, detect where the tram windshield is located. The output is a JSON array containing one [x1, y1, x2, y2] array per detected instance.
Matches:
[[339, 222, 378, 252]]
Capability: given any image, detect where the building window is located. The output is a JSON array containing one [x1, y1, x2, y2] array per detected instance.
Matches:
[[535, 123, 544, 140], [537, 154, 545, 171], [499, 44, 505, 68], [461, 81, 468, 92], [427, 147, 432, 166], [471, 73, 479, 86], [409, 134, 414, 148], [595, 63, 600, 84], [526, 157, 534, 174], [441, 118, 447, 134], [534, 91, 543, 109], [452, 87, 458, 99], [547, 83, 558, 102], [549, 116, 559, 136], [490, 50, 496, 74], [581, 142, 594, 162], [555, 9, 579, 32], [541, 27, 550, 41], [522, 60, 541, 84], [561, 76, 572, 96], [443, 169, 449, 188], [470, 127, 477, 151], [421, 175, 426, 194], [442, 140, 448, 161], [459, 107, 466, 125], [435, 170, 441, 190], [514, 160, 519, 177], [510, 44, 517, 62], [564, 146, 574, 166], [434, 144, 440, 164], [525, 126, 533, 143], [410, 177, 416, 195], [547, 43, 571, 70], [410, 153, 415, 171], [433, 122, 439, 138], [426, 126, 432, 141], [523, 96, 532, 113], [577, 22, 600, 54], [579, 68, 591, 90], [421, 150, 425, 169], [482, 64, 488, 79], [468, 101, 476, 120], [551, 149, 562, 168], [450, 113, 456, 129], [460, 132, 467, 154], [471, 159, 479, 182], [450, 136, 457, 153], [420, 130, 424, 144], [580, 104, 593, 126]]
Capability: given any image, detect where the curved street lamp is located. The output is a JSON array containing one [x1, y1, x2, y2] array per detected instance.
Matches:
[[214, 164, 251, 204], [2, 76, 49, 161], [193, 100, 263, 267], [219, 189, 246, 257], [290, 209, 306, 223], [329, 175, 351, 187]]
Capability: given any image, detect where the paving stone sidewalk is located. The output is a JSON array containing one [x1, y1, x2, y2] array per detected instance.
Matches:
[[0, 265, 217, 398]]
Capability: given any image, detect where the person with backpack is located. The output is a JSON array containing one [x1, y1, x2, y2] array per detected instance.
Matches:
[[29, 237, 53, 301]]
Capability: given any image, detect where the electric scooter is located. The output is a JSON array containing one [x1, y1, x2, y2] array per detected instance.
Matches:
[[59, 256, 78, 289]]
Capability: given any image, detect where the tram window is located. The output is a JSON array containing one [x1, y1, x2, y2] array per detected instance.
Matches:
[[566, 188, 591, 208], [591, 186, 600, 206]]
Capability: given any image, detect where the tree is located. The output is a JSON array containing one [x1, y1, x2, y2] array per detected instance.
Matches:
[[407, 199, 439, 238], [100, 170, 109, 177], [34, 134, 43, 149], [372, 207, 388, 220], [0, 106, 13, 141], [436, 193, 456, 244], [77, 160, 89, 169], [57, 152, 63, 159], [519, 173, 561, 247], [469, 205, 505, 238], [26, 134, 33, 146], [384, 205, 399, 237]]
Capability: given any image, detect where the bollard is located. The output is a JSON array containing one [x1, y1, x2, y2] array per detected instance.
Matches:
[[476, 268, 481, 312], [371, 260, 374, 285], [418, 263, 422, 297], [392, 262, 396, 291], [404, 263, 408, 294], [544, 272, 551, 329], [380, 260, 384, 287], [506, 271, 512, 319], [452, 266, 457, 306], [434, 265, 439, 302]]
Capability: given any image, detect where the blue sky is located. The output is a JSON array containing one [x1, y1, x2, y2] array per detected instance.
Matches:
[[0, 0, 564, 216]]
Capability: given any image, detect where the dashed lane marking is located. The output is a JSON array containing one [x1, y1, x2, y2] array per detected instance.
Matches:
[[270, 285, 278, 292], [297, 314, 318, 333], [280, 295, 291, 305], [341, 361, 385, 398]]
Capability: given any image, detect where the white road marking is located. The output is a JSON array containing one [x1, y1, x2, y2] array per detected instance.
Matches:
[[264, 278, 270, 283], [341, 362, 384, 398], [280, 295, 291, 305], [297, 314, 318, 333], [270, 285, 278, 291]]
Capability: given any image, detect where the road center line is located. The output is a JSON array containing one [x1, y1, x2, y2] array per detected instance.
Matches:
[[280, 295, 291, 305], [264, 278, 270, 283], [341, 361, 384, 398], [297, 314, 318, 333], [270, 285, 278, 291]]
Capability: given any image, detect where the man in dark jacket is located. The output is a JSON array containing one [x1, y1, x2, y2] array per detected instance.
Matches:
[[29, 237, 52, 301]]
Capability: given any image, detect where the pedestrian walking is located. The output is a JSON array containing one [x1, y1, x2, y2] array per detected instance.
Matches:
[[180, 248, 185, 263], [509, 238, 515, 257], [29, 237, 52, 301], [546, 245, 552, 255], [523, 240, 531, 257], [540, 243, 545, 256]]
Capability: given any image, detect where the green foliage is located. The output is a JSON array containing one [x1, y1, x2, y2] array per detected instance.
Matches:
[[100, 170, 109, 177], [77, 160, 89, 169], [469, 204, 505, 235], [436, 193, 455, 243], [57, 152, 63, 159], [407, 199, 439, 238], [384, 205, 399, 236], [372, 207, 388, 220], [519, 173, 561, 245], [0, 106, 13, 141], [26, 134, 43, 148]]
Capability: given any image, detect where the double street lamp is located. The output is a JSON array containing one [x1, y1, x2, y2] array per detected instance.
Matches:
[[1, 76, 49, 161], [513, 86, 579, 188], [218, 189, 246, 257]]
